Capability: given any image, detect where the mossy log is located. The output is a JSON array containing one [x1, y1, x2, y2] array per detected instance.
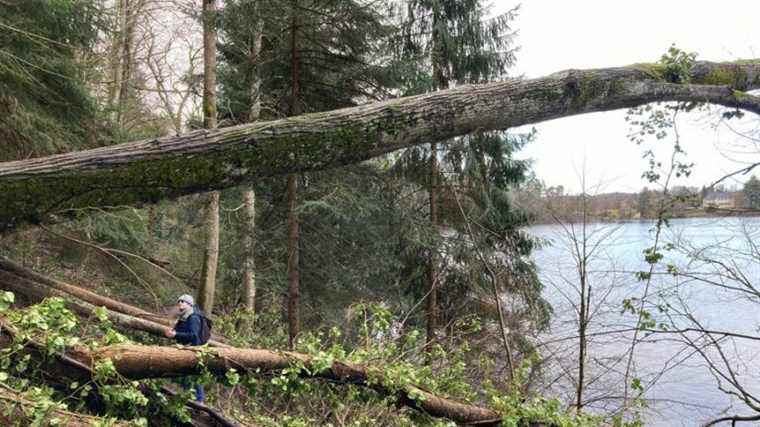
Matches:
[[1, 60, 760, 231]]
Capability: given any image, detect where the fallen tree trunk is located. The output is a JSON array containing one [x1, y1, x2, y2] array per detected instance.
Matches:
[[1, 59, 759, 231], [0, 261, 506, 423], [0, 303, 511, 425], [84, 344, 504, 425], [0, 257, 229, 347]]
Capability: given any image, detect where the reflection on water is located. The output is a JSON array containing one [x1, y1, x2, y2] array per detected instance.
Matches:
[[529, 217, 760, 426]]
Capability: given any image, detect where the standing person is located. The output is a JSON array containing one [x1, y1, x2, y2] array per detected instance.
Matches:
[[164, 294, 205, 402]]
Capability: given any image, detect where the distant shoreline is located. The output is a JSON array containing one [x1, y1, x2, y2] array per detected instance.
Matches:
[[528, 208, 760, 226]]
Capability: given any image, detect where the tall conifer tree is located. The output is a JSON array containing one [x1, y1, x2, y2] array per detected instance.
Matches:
[[392, 2, 550, 344], [218, 0, 399, 342]]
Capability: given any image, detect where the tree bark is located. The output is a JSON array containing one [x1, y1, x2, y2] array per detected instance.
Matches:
[[202, 0, 218, 131], [82, 343, 504, 425], [197, 0, 220, 315], [115, 0, 137, 127], [286, 3, 302, 349], [240, 13, 262, 325], [426, 141, 438, 345], [198, 191, 220, 314], [242, 189, 256, 314], [286, 174, 299, 348], [106, 0, 126, 120], [2, 60, 760, 232]]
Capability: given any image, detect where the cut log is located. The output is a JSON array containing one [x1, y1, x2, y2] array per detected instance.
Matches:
[[1, 60, 759, 231]]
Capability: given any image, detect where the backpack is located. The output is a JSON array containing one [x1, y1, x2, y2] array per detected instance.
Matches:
[[197, 314, 213, 344]]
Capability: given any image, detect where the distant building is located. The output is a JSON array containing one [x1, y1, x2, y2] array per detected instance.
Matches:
[[702, 191, 735, 209]]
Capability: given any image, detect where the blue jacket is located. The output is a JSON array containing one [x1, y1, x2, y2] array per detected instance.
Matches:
[[173, 305, 204, 346]]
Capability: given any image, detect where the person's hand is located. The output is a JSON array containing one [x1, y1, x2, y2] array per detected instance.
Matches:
[[164, 328, 176, 338]]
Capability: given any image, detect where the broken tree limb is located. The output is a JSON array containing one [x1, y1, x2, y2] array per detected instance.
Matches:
[[1, 59, 760, 231]]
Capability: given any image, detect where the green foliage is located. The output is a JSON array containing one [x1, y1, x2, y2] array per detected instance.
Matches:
[[658, 44, 697, 84], [0, 0, 109, 161], [0, 291, 607, 426], [393, 0, 519, 93], [486, 359, 602, 427], [218, 0, 399, 123]]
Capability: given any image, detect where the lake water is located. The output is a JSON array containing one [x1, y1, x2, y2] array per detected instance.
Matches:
[[529, 217, 760, 426]]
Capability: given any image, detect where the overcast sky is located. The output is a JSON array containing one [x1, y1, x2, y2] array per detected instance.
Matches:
[[495, 1, 760, 193]]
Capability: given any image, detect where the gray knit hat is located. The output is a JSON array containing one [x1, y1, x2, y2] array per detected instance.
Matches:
[[177, 294, 194, 305]]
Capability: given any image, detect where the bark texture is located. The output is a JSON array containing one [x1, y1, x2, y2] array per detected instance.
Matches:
[[286, 4, 302, 349], [286, 174, 300, 348], [197, 0, 220, 315], [242, 188, 256, 313], [85, 344, 503, 425], [198, 190, 220, 313], [2, 60, 760, 231]]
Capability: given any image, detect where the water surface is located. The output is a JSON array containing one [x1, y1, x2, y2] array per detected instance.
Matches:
[[530, 217, 760, 426]]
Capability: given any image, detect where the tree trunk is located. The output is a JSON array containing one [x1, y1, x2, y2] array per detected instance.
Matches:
[[286, 174, 299, 347], [286, 2, 302, 349], [197, 0, 219, 315], [83, 343, 503, 425], [106, 0, 126, 120], [248, 14, 263, 123], [202, 0, 218, 130], [426, 141, 438, 345], [2, 60, 760, 232], [242, 188, 256, 314], [198, 191, 220, 314], [426, 5, 448, 345], [241, 15, 263, 322], [116, 0, 137, 127]]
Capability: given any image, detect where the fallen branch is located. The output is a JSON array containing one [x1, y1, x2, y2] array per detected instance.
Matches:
[[0, 385, 130, 427], [0, 257, 228, 347]]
